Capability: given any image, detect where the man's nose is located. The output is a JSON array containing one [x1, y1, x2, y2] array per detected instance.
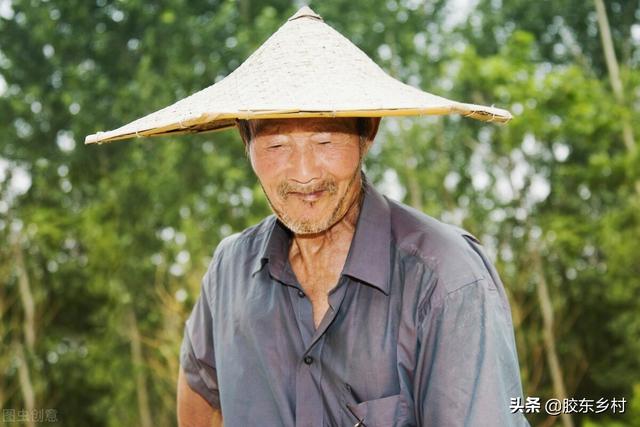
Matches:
[[288, 143, 321, 184]]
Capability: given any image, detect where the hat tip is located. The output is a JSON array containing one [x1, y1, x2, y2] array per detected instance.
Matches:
[[288, 5, 323, 22]]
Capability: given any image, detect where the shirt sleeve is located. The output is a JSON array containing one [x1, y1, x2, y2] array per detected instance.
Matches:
[[179, 262, 220, 409], [414, 240, 530, 426]]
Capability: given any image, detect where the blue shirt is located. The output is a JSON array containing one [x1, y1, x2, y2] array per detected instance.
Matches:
[[180, 181, 530, 426]]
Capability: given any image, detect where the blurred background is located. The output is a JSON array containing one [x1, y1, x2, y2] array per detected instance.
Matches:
[[1, 0, 639, 425]]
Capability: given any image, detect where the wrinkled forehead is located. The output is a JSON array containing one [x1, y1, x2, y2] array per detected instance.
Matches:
[[252, 117, 360, 136]]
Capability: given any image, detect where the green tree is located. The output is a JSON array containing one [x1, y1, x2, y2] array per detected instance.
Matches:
[[1, 1, 638, 426]]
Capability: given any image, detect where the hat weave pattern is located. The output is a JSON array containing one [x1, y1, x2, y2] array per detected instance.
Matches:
[[85, 6, 512, 144]]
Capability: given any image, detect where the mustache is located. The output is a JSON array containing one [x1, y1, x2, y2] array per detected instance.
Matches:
[[277, 180, 338, 199]]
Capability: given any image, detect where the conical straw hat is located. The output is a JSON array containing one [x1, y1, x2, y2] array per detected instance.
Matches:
[[85, 6, 512, 145]]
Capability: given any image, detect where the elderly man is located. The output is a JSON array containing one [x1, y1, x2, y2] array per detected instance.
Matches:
[[85, 6, 529, 427], [175, 115, 528, 427]]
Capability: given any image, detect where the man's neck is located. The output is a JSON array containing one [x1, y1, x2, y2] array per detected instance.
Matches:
[[289, 185, 362, 265], [287, 182, 364, 327]]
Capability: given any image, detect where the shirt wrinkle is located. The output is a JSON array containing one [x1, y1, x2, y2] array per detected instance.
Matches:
[[179, 179, 530, 427]]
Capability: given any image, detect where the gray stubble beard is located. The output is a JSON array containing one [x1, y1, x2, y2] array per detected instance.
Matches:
[[260, 165, 363, 235]]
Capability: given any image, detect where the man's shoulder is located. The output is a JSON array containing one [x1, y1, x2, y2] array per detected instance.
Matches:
[[386, 198, 490, 294], [212, 214, 277, 262]]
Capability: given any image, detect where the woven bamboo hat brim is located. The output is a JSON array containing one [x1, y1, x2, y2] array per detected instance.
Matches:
[[85, 6, 512, 145]]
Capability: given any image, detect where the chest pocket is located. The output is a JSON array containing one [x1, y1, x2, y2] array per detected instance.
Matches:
[[345, 393, 413, 427]]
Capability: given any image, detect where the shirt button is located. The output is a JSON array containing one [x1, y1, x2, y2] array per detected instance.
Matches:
[[297, 290, 305, 298], [303, 356, 314, 365]]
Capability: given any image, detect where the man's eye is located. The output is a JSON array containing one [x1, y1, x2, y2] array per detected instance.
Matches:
[[318, 141, 331, 145], [268, 144, 283, 149]]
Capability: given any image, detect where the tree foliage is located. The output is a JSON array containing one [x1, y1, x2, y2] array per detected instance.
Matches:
[[1, 0, 638, 425]]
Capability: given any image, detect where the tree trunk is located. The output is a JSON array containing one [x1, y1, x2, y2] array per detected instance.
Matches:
[[594, 0, 636, 154], [13, 235, 36, 427], [16, 344, 35, 427], [532, 249, 574, 427], [14, 236, 35, 349], [238, 0, 250, 26], [128, 308, 153, 427], [0, 265, 6, 409]]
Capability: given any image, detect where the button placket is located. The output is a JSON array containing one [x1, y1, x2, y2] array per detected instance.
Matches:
[[295, 348, 323, 427]]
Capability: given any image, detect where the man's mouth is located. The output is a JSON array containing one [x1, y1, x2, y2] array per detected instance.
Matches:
[[289, 190, 325, 202]]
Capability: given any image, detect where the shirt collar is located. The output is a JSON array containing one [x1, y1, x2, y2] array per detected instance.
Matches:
[[253, 180, 391, 294], [341, 181, 391, 294], [251, 217, 294, 284]]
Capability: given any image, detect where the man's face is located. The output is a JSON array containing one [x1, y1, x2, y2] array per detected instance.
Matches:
[[247, 117, 373, 235]]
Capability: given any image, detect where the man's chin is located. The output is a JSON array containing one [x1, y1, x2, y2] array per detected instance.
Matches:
[[278, 215, 333, 235]]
